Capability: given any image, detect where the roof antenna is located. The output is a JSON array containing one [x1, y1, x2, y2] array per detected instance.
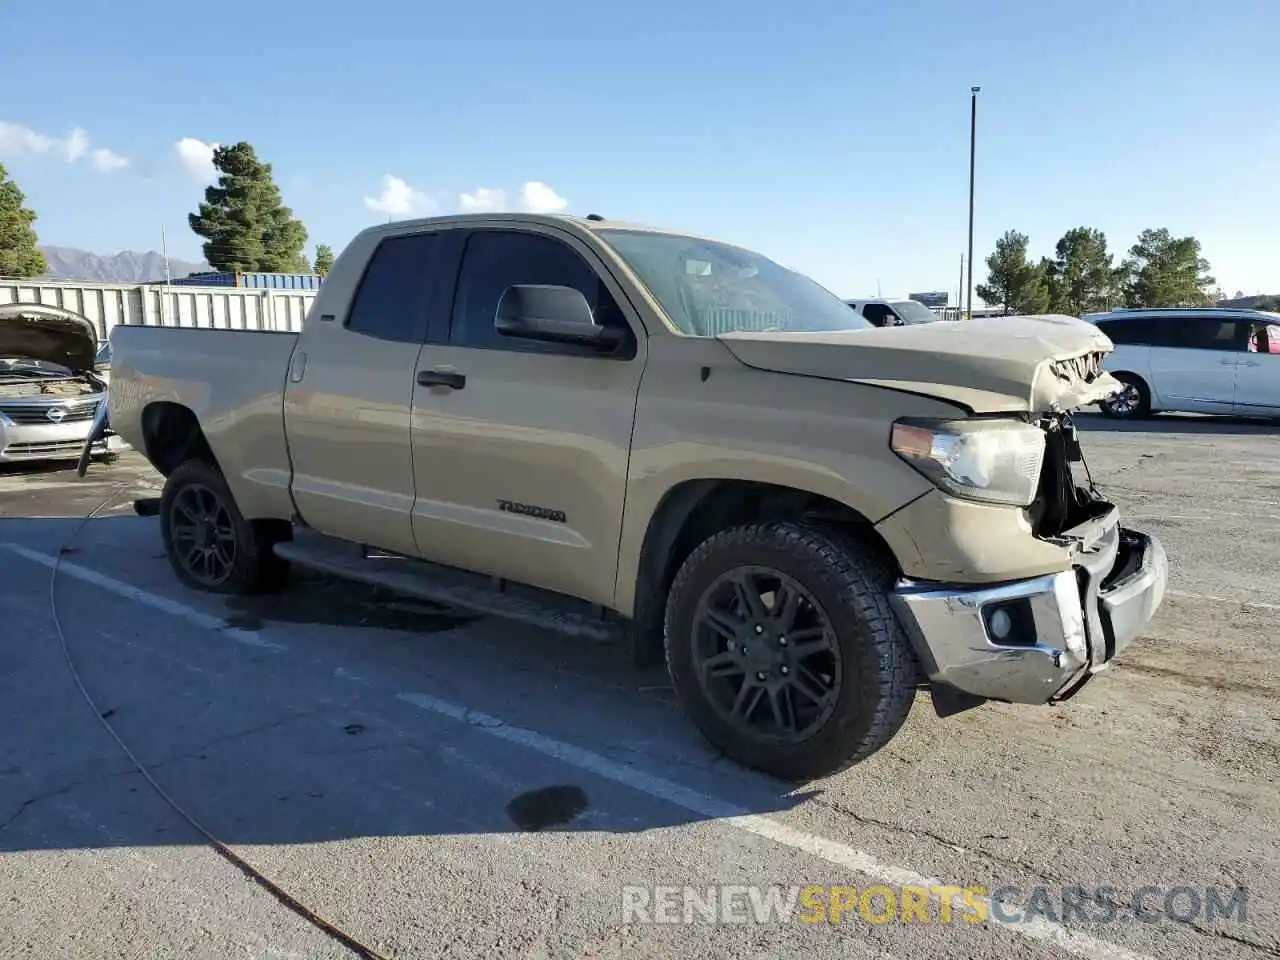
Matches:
[[585, 213, 605, 221]]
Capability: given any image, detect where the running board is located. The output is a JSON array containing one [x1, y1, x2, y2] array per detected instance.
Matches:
[[272, 533, 623, 644]]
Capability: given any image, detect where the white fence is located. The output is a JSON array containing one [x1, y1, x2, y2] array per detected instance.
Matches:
[[0, 279, 317, 340]]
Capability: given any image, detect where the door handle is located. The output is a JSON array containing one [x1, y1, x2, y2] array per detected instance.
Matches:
[[417, 369, 466, 390]]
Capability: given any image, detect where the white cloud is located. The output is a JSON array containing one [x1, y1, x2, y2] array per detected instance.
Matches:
[[519, 181, 567, 214], [174, 137, 217, 181], [64, 126, 89, 162], [456, 181, 569, 215], [91, 147, 130, 172], [458, 187, 507, 213], [0, 121, 128, 172], [364, 175, 432, 218], [0, 121, 56, 157]]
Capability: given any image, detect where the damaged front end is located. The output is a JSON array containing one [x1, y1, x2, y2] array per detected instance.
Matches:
[[889, 410, 1168, 711]]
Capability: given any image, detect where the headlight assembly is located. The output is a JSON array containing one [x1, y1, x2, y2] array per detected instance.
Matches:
[[890, 417, 1046, 507]]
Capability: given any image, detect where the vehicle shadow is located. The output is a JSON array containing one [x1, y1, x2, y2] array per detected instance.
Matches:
[[0, 516, 820, 857], [1073, 411, 1280, 436]]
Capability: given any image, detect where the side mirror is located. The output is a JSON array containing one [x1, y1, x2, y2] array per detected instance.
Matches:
[[495, 284, 624, 350]]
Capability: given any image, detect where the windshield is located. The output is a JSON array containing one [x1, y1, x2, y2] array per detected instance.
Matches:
[[891, 300, 939, 324], [597, 229, 873, 336]]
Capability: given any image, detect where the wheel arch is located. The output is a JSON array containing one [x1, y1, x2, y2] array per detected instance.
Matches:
[[141, 401, 219, 477], [625, 477, 898, 665]]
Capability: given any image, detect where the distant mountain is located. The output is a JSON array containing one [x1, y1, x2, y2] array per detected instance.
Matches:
[[38, 246, 211, 284]]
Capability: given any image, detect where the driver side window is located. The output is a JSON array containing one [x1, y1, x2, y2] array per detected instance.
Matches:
[[449, 230, 633, 356]]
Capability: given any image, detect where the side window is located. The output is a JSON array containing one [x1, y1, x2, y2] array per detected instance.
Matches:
[[1166, 317, 1246, 351], [450, 230, 632, 355], [861, 303, 897, 326], [1246, 322, 1280, 354], [345, 232, 439, 343], [1267, 325, 1280, 354], [1096, 317, 1149, 344]]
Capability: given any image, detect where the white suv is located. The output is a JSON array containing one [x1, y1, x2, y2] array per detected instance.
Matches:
[[845, 298, 939, 326], [1084, 307, 1280, 419]]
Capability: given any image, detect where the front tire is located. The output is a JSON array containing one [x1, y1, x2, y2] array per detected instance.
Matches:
[[1100, 373, 1151, 419], [664, 521, 916, 781], [160, 459, 290, 594]]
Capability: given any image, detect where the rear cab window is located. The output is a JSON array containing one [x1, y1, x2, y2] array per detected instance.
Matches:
[[345, 232, 440, 343]]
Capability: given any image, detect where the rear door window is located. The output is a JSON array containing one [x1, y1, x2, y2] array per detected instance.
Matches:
[[1165, 317, 1247, 351], [345, 232, 440, 343]]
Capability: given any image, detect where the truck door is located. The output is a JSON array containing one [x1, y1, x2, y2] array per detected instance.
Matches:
[[282, 230, 442, 556], [408, 225, 646, 607]]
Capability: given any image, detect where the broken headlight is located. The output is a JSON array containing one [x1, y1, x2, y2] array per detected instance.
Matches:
[[890, 417, 1046, 507]]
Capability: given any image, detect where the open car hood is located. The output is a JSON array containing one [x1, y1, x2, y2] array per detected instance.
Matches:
[[718, 313, 1121, 414], [0, 303, 99, 373]]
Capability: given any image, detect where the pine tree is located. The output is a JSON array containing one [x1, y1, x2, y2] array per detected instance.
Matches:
[[0, 163, 48, 278], [188, 142, 309, 273], [1121, 228, 1215, 307], [976, 230, 1050, 315], [313, 243, 335, 276]]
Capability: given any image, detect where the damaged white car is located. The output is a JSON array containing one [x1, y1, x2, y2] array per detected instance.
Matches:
[[0, 303, 124, 465]]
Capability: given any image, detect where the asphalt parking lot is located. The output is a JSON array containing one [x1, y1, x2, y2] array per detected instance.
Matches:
[[1, 415, 1277, 960]]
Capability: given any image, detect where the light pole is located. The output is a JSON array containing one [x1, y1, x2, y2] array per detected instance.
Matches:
[[966, 85, 980, 321]]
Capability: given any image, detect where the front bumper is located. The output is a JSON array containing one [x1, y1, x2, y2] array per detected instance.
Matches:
[[0, 419, 119, 463], [888, 507, 1167, 704]]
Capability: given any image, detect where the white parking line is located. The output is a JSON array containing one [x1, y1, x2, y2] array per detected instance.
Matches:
[[0, 542, 285, 651], [396, 692, 1151, 960], [6, 541, 1154, 960]]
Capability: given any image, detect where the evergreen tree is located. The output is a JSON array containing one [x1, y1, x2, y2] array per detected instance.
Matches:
[[189, 142, 309, 273], [976, 230, 1050, 315], [313, 243, 335, 276], [0, 163, 48, 278], [1121, 228, 1215, 307]]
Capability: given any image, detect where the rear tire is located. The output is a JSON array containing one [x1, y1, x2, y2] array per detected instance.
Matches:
[[664, 521, 916, 781], [160, 459, 290, 594], [1100, 373, 1151, 419]]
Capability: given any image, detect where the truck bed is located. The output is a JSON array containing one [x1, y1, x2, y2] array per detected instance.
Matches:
[[107, 325, 301, 520]]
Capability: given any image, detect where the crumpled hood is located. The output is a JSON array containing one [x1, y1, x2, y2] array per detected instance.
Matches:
[[718, 313, 1121, 413], [0, 303, 98, 373]]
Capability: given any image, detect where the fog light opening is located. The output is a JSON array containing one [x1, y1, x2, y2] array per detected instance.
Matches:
[[982, 598, 1037, 647]]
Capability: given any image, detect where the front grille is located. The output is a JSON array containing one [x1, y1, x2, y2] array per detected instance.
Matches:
[[0, 399, 100, 424], [4, 438, 105, 457], [1050, 351, 1106, 384]]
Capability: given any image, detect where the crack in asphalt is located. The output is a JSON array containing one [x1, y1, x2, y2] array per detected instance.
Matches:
[[0, 710, 318, 837], [810, 795, 1280, 955]]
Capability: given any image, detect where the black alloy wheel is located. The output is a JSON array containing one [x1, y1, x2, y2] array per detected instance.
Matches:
[[692, 566, 841, 744]]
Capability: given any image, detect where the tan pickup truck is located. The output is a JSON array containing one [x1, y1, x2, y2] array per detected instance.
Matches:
[[85, 213, 1168, 780]]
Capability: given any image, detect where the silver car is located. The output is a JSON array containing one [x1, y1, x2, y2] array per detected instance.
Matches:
[[0, 302, 123, 464]]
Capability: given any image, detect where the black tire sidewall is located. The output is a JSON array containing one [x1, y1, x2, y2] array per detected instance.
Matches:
[[665, 522, 913, 780], [159, 459, 271, 594]]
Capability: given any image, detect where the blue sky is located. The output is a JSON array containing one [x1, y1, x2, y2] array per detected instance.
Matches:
[[1, 0, 1276, 301]]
